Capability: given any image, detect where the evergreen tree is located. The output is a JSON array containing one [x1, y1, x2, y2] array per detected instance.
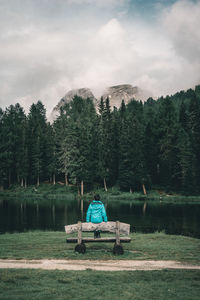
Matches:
[[27, 101, 48, 185], [97, 97, 112, 188], [0, 108, 5, 189], [156, 96, 180, 189], [0, 104, 27, 186], [54, 96, 98, 190], [118, 101, 146, 191], [177, 128, 194, 193], [188, 95, 200, 192]]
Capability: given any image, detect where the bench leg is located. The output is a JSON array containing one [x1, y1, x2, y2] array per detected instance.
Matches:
[[113, 243, 124, 255], [75, 243, 86, 254], [113, 221, 124, 255]]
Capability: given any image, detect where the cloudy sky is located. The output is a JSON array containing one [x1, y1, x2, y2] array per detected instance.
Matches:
[[0, 0, 200, 115]]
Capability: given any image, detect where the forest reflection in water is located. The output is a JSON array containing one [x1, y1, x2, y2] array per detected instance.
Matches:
[[0, 197, 200, 238]]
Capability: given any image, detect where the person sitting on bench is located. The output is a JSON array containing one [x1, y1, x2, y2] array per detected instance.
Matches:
[[86, 194, 108, 238]]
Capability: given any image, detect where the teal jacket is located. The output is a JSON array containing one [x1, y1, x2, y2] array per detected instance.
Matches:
[[86, 200, 108, 223]]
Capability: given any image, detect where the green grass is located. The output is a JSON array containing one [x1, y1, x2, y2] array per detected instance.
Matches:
[[98, 189, 200, 204], [0, 269, 200, 300], [0, 183, 76, 201], [0, 231, 199, 262]]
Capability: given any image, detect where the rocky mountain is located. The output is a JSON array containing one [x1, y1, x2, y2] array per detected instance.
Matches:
[[50, 84, 151, 121], [50, 88, 97, 121], [101, 84, 147, 108]]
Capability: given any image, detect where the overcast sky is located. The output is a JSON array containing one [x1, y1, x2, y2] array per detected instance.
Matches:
[[0, 0, 200, 115]]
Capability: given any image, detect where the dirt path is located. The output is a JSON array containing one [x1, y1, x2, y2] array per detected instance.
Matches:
[[0, 259, 199, 271]]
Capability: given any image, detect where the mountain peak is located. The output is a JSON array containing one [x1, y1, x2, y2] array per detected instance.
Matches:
[[102, 84, 141, 108], [50, 84, 151, 122], [50, 88, 97, 121]]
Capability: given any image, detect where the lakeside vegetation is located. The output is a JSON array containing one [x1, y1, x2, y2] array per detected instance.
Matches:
[[0, 231, 199, 262], [1, 183, 200, 204], [0, 86, 200, 196], [0, 269, 200, 300]]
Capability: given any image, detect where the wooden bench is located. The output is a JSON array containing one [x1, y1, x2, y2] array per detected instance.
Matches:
[[64, 221, 131, 255]]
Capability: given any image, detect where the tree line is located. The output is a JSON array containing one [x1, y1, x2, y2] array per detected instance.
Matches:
[[0, 85, 200, 194]]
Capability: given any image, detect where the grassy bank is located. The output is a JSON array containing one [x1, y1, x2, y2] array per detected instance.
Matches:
[[0, 183, 76, 201], [0, 269, 200, 300], [1, 184, 200, 204], [0, 231, 199, 262]]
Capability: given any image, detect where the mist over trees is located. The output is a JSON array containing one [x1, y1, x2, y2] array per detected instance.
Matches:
[[0, 86, 200, 194]]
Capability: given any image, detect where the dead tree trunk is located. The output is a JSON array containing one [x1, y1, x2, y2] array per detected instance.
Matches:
[[53, 174, 56, 185], [142, 184, 147, 195], [77, 185, 80, 196], [104, 178, 107, 192], [81, 180, 84, 196], [21, 178, 24, 187], [143, 202, 147, 215], [37, 175, 40, 186], [8, 170, 11, 187], [65, 174, 68, 186], [81, 198, 83, 220]]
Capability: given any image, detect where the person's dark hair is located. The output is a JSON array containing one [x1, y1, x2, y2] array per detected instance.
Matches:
[[94, 194, 100, 201]]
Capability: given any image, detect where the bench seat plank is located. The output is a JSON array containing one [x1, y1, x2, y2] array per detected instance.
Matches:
[[65, 221, 130, 235], [66, 237, 131, 243]]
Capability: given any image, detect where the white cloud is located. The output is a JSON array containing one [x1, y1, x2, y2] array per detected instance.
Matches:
[[162, 0, 200, 62], [66, 0, 129, 7], [0, 0, 199, 116]]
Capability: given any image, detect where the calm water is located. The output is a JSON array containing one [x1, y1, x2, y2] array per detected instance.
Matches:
[[0, 197, 200, 238]]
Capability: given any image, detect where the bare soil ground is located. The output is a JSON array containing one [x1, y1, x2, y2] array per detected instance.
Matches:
[[0, 259, 200, 271]]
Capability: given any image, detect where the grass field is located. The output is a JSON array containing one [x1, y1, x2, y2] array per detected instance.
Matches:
[[0, 268, 200, 300], [0, 231, 199, 262], [0, 231, 199, 300]]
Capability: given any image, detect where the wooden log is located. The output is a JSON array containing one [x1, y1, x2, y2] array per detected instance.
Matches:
[[66, 237, 131, 243], [64, 221, 130, 235]]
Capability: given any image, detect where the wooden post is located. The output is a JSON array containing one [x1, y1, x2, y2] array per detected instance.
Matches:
[[77, 221, 82, 244], [115, 221, 120, 245]]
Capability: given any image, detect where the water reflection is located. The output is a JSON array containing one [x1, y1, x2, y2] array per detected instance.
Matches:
[[0, 197, 200, 238]]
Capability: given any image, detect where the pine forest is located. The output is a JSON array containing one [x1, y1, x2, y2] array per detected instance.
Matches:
[[0, 85, 200, 195]]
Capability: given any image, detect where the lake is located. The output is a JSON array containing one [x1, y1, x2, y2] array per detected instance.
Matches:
[[0, 197, 200, 238]]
